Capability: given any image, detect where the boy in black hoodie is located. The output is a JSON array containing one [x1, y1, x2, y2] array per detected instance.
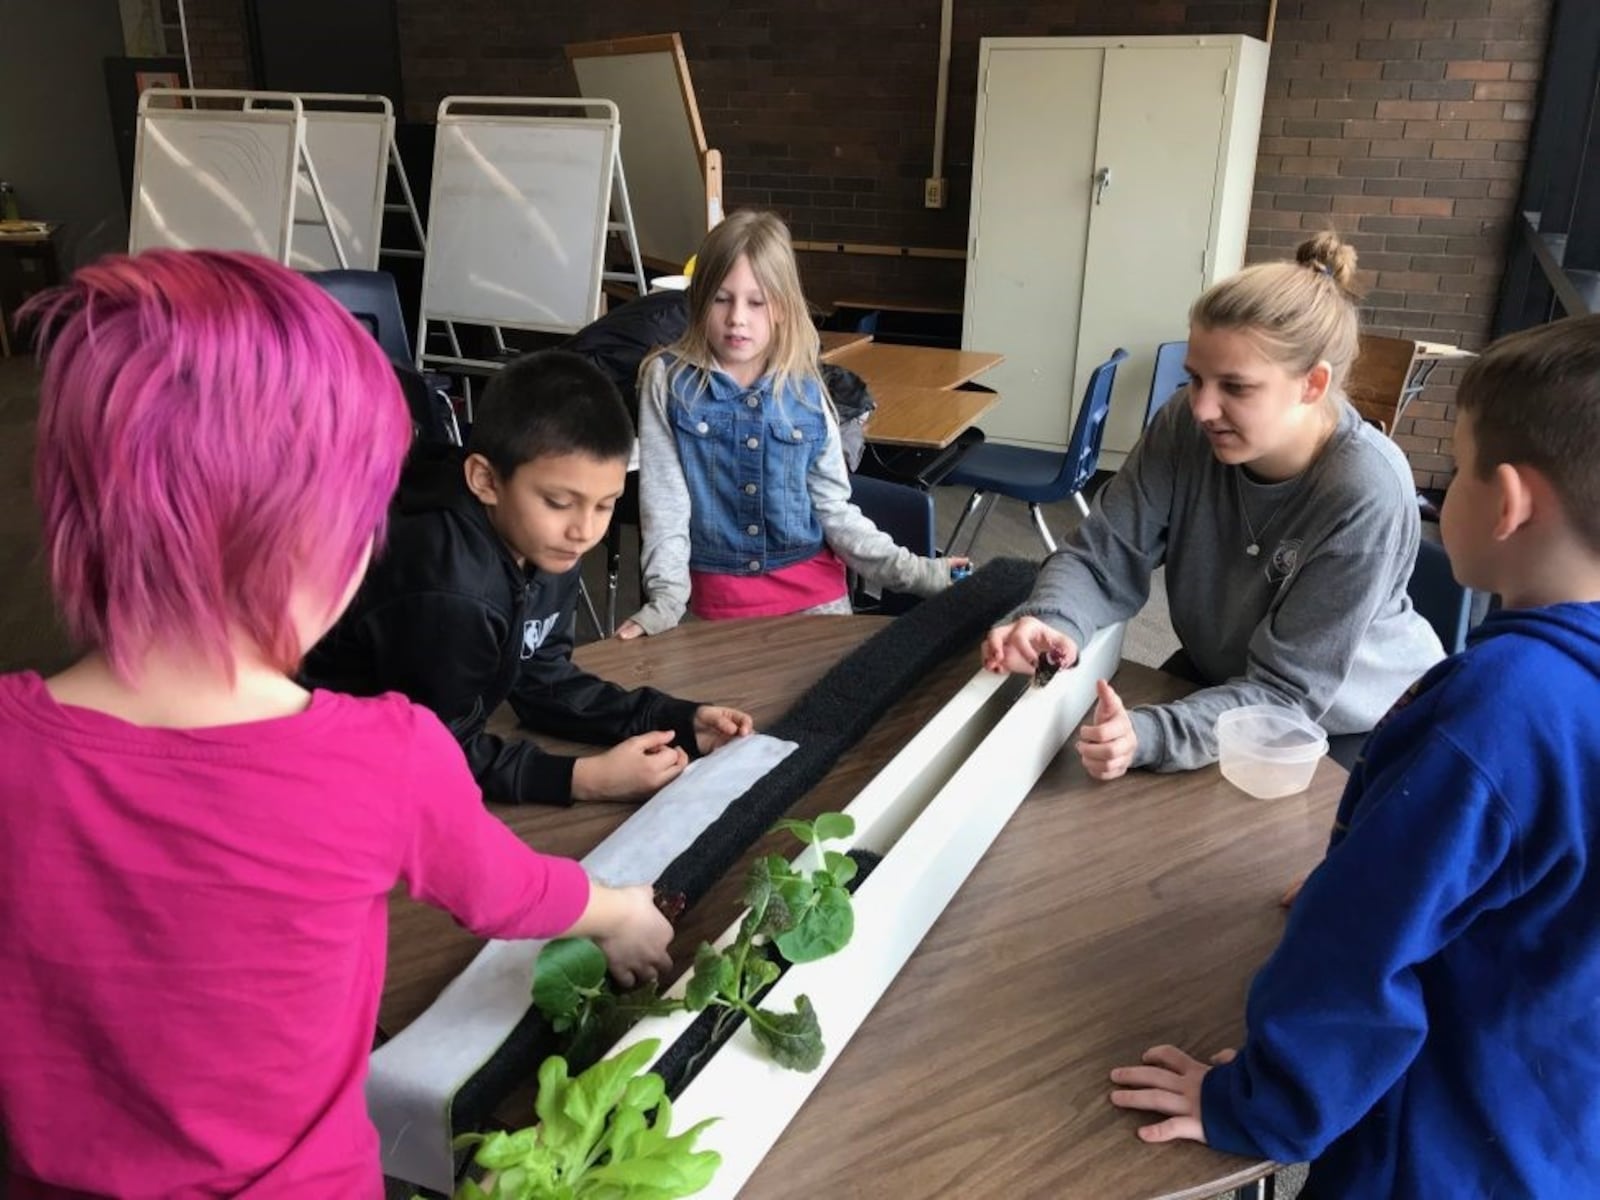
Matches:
[[304, 350, 753, 805]]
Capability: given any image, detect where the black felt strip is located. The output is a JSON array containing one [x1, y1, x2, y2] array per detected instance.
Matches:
[[448, 558, 1037, 1145], [655, 556, 1038, 904]]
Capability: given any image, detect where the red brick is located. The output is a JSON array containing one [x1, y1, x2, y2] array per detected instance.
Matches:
[[1445, 60, 1512, 80], [1393, 197, 1457, 216], [1375, 99, 1440, 118]]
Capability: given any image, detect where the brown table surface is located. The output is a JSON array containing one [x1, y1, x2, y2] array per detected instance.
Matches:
[[380, 618, 1342, 1199], [819, 330, 873, 359], [861, 381, 1001, 449], [825, 340, 1004, 390]]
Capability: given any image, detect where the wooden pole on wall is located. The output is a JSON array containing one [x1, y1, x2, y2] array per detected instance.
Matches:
[[1266, 0, 1278, 43]]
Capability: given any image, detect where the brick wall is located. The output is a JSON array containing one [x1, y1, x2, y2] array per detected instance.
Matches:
[[184, 0, 1552, 487], [179, 0, 249, 89]]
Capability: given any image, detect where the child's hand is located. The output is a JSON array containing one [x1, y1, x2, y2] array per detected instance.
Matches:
[[982, 616, 1079, 676], [1281, 874, 1307, 908], [1075, 679, 1138, 780], [1109, 1044, 1234, 1144], [694, 705, 754, 754], [572, 883, 674, 988], [571, 731, 689, 803], [947, 556, 972, 583], [615, 620, 646, 641]]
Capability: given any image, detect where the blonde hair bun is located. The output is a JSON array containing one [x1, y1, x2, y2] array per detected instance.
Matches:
[[1295, 232, 1360, 294]]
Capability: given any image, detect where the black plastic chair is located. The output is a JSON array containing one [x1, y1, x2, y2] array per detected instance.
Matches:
[[307, 269, 461, 446], [943, 347, 1129, 557], [849, 473, 937, 616], [1407, 538, 1476, 654]]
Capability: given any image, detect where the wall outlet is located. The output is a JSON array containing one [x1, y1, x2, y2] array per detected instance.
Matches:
[[923, 177, 946, 209]]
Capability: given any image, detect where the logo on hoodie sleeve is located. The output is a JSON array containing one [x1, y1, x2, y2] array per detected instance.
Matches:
[[522, 614, 559, 660]]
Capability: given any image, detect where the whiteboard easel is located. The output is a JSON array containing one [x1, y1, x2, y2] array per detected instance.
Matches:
[[129, 89, 342, 266], [418, 96, 647, 376], [567, 33, 725, 270], [246, 93, 395, 271]]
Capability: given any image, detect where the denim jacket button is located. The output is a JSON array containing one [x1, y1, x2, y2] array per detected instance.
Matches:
[[696, 421, 709, 434], [746, 396, 759, 408], [791, 429, 803, 440], [743, 483, 757, 495], [745, 436, 759, 450], [746, 524, 759, 536], [748, 559, 761, 571]]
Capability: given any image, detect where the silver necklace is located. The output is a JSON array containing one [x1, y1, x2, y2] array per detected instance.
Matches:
[[1235, 468, 1288, 557]]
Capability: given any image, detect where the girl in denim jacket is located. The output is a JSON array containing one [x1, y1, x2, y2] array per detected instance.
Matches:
[[619, 211, 959, 636]]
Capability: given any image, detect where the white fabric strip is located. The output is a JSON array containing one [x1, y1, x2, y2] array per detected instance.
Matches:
[[368, 732, 799, 1193]]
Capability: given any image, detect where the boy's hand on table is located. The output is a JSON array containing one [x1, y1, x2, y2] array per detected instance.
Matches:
[[573, 882, 674, 988], [571, 731, 688, 803], [615, 620, 645, 641], [1109, 1045, 1236, 1144], [982, 616, 1078, 677], [1076, 679, 1138, 780], [694, 705, 754, 754], [1281, 874, 1307, 907]]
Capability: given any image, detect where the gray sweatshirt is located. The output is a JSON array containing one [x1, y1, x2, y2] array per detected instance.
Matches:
[[630, 357, 951, 634], [1014, 394, 1444, 771]]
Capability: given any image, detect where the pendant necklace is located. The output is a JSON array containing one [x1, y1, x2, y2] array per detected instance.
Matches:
[[1235, 468, 1288, 557]]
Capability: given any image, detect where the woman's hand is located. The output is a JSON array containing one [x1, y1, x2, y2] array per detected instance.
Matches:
[[982, 616, 1079, 676], [1075, 679, 1138, 780], [615, 620, 645, 641]]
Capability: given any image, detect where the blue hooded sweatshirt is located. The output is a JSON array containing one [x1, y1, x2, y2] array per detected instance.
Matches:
[[1200, 602, 1600, 1198]]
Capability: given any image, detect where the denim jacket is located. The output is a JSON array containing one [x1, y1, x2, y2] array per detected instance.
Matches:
[[630, 354, 953, 634], [662, 358, 829, 573]]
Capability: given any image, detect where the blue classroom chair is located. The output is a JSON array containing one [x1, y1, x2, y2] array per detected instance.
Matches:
[[1147, 340, 1189, 429], [849, 473, 938, 616], [942, 348, 1129, 557]]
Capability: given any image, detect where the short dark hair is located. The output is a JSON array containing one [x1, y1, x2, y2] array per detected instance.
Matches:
[[467, 349, 634, 477], [1456, 313, 1600, 552]]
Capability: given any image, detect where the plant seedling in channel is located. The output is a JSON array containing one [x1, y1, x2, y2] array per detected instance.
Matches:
[[532, 813, 858, 1075], [443, 1039, 720, 1200]]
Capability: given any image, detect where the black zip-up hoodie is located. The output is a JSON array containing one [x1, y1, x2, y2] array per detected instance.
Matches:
[[303, 444, 702, 805]]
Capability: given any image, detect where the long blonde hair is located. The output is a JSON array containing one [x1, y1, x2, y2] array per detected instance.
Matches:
[[1191, 232, 1362, 393], [659, 210, 823, 406]]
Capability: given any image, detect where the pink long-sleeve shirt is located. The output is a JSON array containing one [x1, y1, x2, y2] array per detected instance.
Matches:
[[0, 673, 590, 1198]]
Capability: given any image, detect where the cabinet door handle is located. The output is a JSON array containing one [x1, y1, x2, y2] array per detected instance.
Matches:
[[1094, 166, 1113, 205]]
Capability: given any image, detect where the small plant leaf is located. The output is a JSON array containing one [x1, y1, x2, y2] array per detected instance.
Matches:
[[684, 943, 734, 1012], [811, 812, 855, 843], [822, 850, 858, 887], [754, 888, 796, 938], [531, 937, 608, 1025], [772, 817, 816, 845], [750, 994, 825, 1071], [743, 954, 781, 997], [773, 884, 854, 964]]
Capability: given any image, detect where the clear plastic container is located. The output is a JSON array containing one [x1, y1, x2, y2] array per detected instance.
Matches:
[[1216, 705, 1328, 799]]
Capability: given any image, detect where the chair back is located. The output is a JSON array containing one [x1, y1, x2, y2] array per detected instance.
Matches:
[[307, 269, 414, 365], [1346, 334, 1420, 434], [1146, 340, 1188, 428], [1053, 347, 1128, 497], [1407, 538, 1473, 654], [849, 473, 936, 614]]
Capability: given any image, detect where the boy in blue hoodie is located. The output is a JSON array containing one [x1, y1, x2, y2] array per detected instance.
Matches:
[[1108, 313, 1600, 1197]]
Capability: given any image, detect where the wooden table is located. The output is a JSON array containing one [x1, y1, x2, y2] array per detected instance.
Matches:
[[826, 340, 1004, 391], [380, 618, 1344, 1198], [822, 338, 1006, 453], [819, 330, 873, 359]]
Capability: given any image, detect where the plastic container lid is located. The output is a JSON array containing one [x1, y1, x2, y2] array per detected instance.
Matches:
[[1215, 704, 1328, 799]]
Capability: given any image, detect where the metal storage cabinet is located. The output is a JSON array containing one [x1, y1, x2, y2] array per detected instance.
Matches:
[[962, 35, 1270, 463]]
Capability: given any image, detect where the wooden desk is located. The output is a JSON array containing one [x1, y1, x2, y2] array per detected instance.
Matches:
[[862, 382, 1001, 449], [381, 620, 1343, 1198], [820, 330, 873, 360], [827, 340, 1005, 391]]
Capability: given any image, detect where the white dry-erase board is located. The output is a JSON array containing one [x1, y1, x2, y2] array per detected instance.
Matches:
[[129, 89, 303, 262], [567, 34, 720, 270], [288, 97, 393, 271], [420, 97, 619, 335]]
